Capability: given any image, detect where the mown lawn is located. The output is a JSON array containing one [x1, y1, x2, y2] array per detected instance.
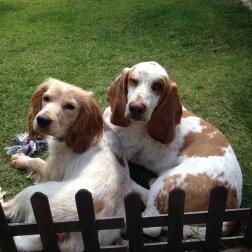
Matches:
[[0, 0, 251, 207]]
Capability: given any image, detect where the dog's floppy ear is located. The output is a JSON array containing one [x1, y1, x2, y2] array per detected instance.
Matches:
[[106, 68, 131, 127], [27, 81, 49, 139], [65, 96, 104, 153], [147, 80, 182, 144]]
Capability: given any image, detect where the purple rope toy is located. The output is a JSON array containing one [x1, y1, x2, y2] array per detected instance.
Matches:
[[4, 132, 48, 156]]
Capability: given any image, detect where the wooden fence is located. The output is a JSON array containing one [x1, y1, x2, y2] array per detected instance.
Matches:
[[0, 186, 251, 252]]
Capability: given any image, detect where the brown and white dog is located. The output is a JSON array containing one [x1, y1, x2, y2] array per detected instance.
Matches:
[[0, 78, 132, 251], [103, 61, 242, 237]]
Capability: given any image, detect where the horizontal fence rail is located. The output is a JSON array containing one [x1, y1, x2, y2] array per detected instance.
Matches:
[[0, 186, 251, 252]]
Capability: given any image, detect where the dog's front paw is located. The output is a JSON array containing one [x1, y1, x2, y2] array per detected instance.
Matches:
[[11, 153, 30, 170]]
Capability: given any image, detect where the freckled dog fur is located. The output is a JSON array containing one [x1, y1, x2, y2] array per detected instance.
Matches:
[[104, 61, 242, 238]]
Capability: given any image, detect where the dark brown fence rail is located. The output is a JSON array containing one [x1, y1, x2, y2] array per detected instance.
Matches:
[[0, 186, 251, 252]]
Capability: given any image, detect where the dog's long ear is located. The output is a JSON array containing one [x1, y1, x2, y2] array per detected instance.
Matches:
[[147, 80, 182, 144], [65, 96, 104, 153], [27, 82, 49, 139], [106, 68, 130, 127]]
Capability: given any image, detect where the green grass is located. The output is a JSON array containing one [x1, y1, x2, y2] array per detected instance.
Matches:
[[0, 0, 251, 207]]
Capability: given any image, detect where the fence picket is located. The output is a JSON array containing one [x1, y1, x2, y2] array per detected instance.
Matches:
[[125, 192, 144, 252], [245, 205, 252, 248], [205, 186, 228, 251], [30, 192, 60, 252], [75, 189, 100, 252], [167, 188, 185, 252], [0, 203, 18, 252]]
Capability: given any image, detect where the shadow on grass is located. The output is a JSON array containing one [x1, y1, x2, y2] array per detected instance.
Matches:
[[19, 0, 252, 59], [130, 1, 252, 49], [0, 2, 24, 16]]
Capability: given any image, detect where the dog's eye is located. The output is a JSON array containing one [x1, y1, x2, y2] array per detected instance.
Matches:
[[43, 95, 50, 102], [129, 78, 138, 86], [64, 104, 75, 110], [152, 82, 163, 92]]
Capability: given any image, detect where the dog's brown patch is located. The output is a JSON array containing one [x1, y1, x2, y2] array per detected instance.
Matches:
[[182, 110, 194, 118], [178, 118, 229, 158], [135, 95, 144, 103], [154, 174, 181, 213], [154, 172, 238, 214], [56, 233, 70, 242], [94, 200, 104, 214]]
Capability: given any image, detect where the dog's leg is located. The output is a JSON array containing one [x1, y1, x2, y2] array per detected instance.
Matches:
[[142, 205, 162, 237], [14, 235, 43, 251], [131, 180, 149, 205], [11, 153, 48, 182], [140, 181, 163, 238]]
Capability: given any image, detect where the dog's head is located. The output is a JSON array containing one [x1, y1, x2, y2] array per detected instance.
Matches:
[[107, 62, 182, 144], [28, 78, 103, 153]]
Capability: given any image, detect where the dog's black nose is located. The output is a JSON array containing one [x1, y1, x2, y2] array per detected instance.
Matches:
[[37, 116, 52, 128], [129, 102, 146, 116]]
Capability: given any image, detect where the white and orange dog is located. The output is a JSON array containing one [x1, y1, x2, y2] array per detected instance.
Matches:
[[104, 61, 242, 237], [0, 78, 132, 251]]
